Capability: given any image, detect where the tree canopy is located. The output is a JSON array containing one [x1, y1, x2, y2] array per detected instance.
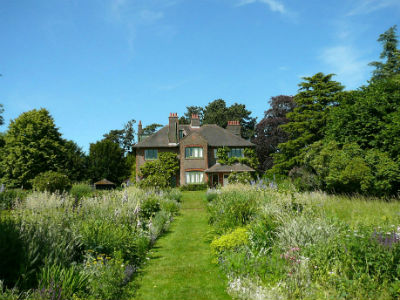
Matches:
[[88, 139, 129, 184], [252, 95, 295, 171], [103, 119, 136, 154], [0, 109, 67, 188]]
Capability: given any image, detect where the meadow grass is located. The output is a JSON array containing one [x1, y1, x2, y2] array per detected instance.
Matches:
[[134, 191, 231, 300], [207, 184, 400, 300]]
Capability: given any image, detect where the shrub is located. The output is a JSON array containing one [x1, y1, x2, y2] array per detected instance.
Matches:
[[140, 197, 161, 219], [69, 183, 93, 199], [180, 183, 208, 191], [37, 264, 88, 300], [31, 171, 71, 193], [208, 188, 259, 233], [0, 189, 28, 210], [228, 172, 253, 185], [211, 227, 249, 255], [289, 166, 320, 192]]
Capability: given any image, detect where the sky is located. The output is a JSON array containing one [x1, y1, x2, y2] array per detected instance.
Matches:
[[1, 0, 399, 152]]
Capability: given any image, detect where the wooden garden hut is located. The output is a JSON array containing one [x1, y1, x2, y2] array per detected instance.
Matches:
[[94, 179, 116, 190]]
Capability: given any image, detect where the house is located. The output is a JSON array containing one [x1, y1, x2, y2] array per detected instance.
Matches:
[[133, 113, 255, 187]]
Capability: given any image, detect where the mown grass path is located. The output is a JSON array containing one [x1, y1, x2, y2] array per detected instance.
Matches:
[[133, 191, 231, 300]]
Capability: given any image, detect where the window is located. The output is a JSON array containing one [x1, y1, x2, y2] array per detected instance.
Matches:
[[229, 148, 244, 158], [144, 149, 158, 160], [185, 147, 203, 158], [179, 130, 185, 139], [185, 171, 204, 184], [214, 149, 218, 158]]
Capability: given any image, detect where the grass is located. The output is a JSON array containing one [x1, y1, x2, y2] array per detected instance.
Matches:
[[133, 191, 231, 300]]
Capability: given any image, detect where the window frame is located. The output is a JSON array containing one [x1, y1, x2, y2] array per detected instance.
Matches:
[[144, 149, 158, 160], [185, 171, 204, 184], [185, 146, 204, 159], [229, 148, 244, 158]]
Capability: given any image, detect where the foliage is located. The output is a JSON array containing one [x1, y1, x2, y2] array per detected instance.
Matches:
[[59, 140, 88, 183], [103, 119, 136, 154], [88, 139, 129, 185], [208, 186, 259, 233], [0, 189, 28, 210], [228, 172, 252, 185], [369, 25, 400, 80], [142, 123, 162, 136], [211, 227, 249, 255], [301, 141, 399, 195], [216, 147, 259, 170], [0, 104, 3, 126], [202, 99, 257, 139], [31, 171, 71, 193], [38, 264, 88, 300], [139, 152, 179, 189], [0, 109, 67, 188], [252, 95, 296, 171], [0, 187, 181, 298], [69, 183, 93, 200], [178, 106, 204, 124], [209, 184, 400, 300], [180, 183, 208, 191], [270, 73, 344, 175]]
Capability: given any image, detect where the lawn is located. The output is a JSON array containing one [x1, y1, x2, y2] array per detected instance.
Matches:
[[133, 191, 231, 300]]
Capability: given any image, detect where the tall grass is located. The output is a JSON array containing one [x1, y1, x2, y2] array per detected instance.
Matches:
[[208, 184, 400, 300], [0, 187, 181, 299]]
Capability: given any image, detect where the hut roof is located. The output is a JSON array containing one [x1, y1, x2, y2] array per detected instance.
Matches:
[[94, 179, 115, 185]]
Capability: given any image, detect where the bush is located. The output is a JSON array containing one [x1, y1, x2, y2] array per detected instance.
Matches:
[[208, 188, 259, 233], [140, 197, 161, 219], [228, 172, 253, 185], [0, 189, 28, 210], [211, 227, 249, 255], [289, 166, 320, 192], [180, 183, 208, 191], [31, 171, 71, 193], [70, 183, 93, 199]]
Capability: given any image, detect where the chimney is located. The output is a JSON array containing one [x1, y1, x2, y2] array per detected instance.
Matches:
[[190, 114, 200, 128], [227, 120, 241, 136], [138, 120, 143, 141], [168, 113, 179, 144]]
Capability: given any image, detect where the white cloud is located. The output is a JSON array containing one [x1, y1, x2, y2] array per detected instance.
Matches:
[[347, 0, 400, 16], [319, 45, 370, 89], [237, 0, 286, 14]]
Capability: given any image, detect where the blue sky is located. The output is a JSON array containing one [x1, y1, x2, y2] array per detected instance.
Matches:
[[1, 0, 399, 152]]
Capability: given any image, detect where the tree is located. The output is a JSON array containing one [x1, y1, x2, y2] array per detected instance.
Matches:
[[1, 109, 66, 188], [103, 119, 136, 154], [252, 95, 296, 171], [0, 104, 4, 126], [139, 152, 179, 188], [179, 106, 204, 125], [270, 73, 344, 175], [202, 99, 256, 139], [60, 140, 88, 182], [88, 139, 129, 184], [369, 25, 400, 80], [142, 123, 163, 136]]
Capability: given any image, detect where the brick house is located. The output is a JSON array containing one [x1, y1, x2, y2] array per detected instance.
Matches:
[[134, 113, 255, 187]]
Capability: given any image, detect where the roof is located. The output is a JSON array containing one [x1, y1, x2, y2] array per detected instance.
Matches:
[[134, 123, 254, 148], [205, 163, 255, 173], [94, 179, 115, 185]]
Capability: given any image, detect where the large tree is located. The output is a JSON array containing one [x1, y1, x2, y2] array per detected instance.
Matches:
[[88, 139, 129, 184], [103, 119, 136, 154], [252, 95, 295, 171], [142, 123, 163, 136], [369, 25, 400, 80], [270, 73, 344, 175], [202, 99, 256, 139], [0, 104, 4, 126], [179, 106, 204, 125], [60, 140, 88, 182], [1, 109, 66, 188]]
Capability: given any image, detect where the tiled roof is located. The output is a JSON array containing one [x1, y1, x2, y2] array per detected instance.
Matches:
[[94, 179, 115, 185], [205, 163, 255, 173], [134, 124, 254, 148]]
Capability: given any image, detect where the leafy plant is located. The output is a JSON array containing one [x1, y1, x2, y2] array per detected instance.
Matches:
[[31, 171, 71, 193]]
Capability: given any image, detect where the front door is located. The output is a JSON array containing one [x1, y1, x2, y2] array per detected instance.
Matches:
[[211, 174, 219, 187]]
